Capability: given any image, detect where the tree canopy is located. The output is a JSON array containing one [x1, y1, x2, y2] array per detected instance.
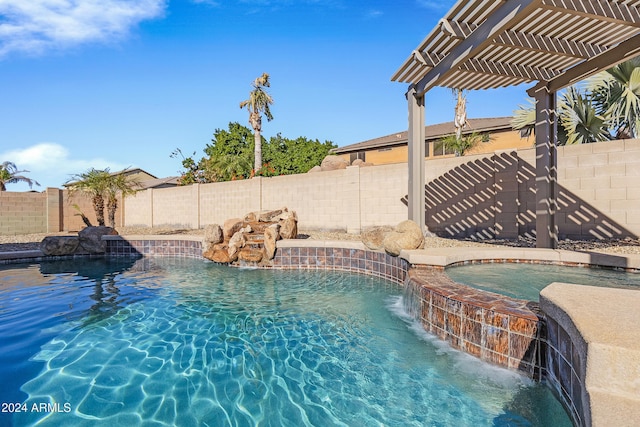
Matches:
[[173, 122, 336, 184]]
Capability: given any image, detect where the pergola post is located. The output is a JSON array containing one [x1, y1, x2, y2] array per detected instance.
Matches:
[[407, 86, 426, 231], [532, 86, 558, 249]]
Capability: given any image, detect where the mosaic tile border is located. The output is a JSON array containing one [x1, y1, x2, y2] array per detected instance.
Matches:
[[407, 267, 543, 378], [103, 238, 409, 286], [544, 316, 586, 427]]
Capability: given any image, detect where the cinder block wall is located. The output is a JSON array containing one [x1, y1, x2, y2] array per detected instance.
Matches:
[[0, 191, 47, 235], [556, 139, 640, 240], [261, 167, 362, 232], [114, 138, 640, 240], [200, 180, 260, 226]]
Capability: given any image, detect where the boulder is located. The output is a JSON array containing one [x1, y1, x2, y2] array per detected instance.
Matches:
[[352, 158, 364, 166], [361, 225, 394, 250], [277, 210, 297, 222], [264, 224, 280, 260], [308, 165, 322, 173], [223, 218, 244, 240], [279, 217, 298, 239], [320, 155, 349, 171], [78, 226, 118, 254], [203, 243, 232, 263], [238, 248, 263, 263], [259, 208, 285, 222], [246, 209, 284, 223], [228, 230, 247, 260], [203, 224, 224, 251], [40, 236, 80, 256], [382, 220, 424, 256]]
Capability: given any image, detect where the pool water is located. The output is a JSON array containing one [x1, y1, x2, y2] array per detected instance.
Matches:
[[0, 257, 571, 426], [446, 262, 640, 301]]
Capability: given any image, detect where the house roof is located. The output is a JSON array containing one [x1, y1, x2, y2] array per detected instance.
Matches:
[[332, 116, 513, 154], [391, 0, 640, 95], [136, 176, 181, 189]]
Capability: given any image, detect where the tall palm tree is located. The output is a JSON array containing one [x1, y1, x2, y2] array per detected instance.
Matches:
[[66, 168, 111, 226], [0, 161, 40, 191], [587, 57, 640, 138], [453, 88, 469, 140], [105, 169, 140, 228], [240, 73, 274, 173]]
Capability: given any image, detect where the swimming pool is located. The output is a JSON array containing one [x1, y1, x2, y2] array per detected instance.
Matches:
[[445, 262, 640, 301], [0, 257, 571, 426]]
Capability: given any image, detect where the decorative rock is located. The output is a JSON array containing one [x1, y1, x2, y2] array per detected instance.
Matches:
[[238, 248, 263, 263], [228, 230, 247, 260], [308, 165, 322, 173], [361, 225, 394, 250], [244, 212, 258, 222], [278, 210, 297, 222], [279, 217, 298, 239], [264, 224, 280, 260], [78, 226, 118, 254], [40, 236, 80, 256], [259, 208, 284, 222], [320, 155, 349, 171], [203, 243, 232, 263], [203, 224, 223, 251], [223, 218, 244, 240], [352, 158, 364, 166], [383, 220, 424, 256]]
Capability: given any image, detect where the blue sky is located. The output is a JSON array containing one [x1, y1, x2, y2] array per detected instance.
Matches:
[[0, 0, 530, 191]]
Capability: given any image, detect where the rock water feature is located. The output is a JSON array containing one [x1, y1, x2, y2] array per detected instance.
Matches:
[[202, 208, 298, 265], [40, 226, 119, 256]]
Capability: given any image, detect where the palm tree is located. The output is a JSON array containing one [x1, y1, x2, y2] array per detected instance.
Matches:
[[240, 73, 274, 173], [559, 86, 611, 144], [66, 168, 111, 226], [453, 88, 469, 140], [439, 131, 482, 156], [587, 57, 640, 138], [105, 169, 140, 228], [511, 98, 536, 139], [0, 161, 40, 191]]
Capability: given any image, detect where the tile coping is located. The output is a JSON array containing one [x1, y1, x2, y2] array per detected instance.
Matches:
[[4, 236, 640, 272]]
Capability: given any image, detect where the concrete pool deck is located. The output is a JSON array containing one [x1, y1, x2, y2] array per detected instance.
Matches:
[[2, 239, 639, 426]]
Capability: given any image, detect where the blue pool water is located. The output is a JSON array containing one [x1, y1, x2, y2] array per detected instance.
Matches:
[[0, 257, 571, 426], [446, 262, 640, 301]]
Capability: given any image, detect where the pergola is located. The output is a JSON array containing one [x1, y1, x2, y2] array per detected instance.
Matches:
[[392, 0, 640, 248]]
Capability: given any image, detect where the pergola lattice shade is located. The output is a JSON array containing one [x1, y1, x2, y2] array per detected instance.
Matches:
[[392, 0, 640, 93]]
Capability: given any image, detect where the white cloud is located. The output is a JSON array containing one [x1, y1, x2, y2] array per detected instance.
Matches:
[[1, 142, 129, 189], [0, 0, 167, 57]]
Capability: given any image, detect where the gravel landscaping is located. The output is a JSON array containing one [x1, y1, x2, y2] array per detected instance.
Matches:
[[2, 227, 640, 255]]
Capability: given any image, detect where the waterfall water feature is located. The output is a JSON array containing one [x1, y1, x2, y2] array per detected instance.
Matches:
[[401, 276, 423, 322]]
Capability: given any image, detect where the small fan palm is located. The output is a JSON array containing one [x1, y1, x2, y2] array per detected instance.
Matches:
[[66, 168, 112, 226], [511, 98, 536, 139], [587, 57, 640, 138], [559, 87, 611, 145]]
